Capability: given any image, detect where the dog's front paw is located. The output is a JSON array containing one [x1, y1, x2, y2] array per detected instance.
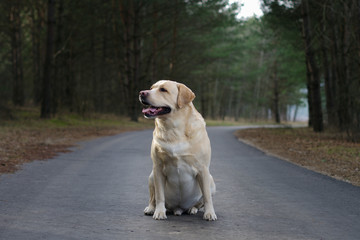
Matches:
[[153, 209, 167, 220], [203, 211, 217, 221], [144, 205, 155, 215]]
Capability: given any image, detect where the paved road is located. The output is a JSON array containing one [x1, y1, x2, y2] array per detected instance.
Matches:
[[0, 127, 359, 240]]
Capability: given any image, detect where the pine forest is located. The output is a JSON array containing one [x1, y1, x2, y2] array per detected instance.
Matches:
[[1, 0, 360, 141]]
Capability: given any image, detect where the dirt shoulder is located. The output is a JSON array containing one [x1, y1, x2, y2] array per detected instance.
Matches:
[[235, 127, 360, 186], [0, 112, 152, 175]]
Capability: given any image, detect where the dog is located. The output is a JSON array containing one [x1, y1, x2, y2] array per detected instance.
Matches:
[[139, 80, 217, 221]]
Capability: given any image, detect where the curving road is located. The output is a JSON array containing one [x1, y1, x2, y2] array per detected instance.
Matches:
[[0, 127, 359, 240]]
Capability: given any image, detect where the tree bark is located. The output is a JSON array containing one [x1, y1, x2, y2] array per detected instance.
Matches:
[[320, 3, 336, 127], [293, 104, 299, 122], [53, 0, 64, 114], [41, 0, 56, 118], [338, 1, 351, 132], [169, 0, 178, 77], [301, 0, 323, 132], [272, 60, 280, 124], [151, 1, 158, 83], [329, 19, 341, 129], [200, 79, 207, 118], [30, 3, 44, 105], [119, 0, 133, 119], [10, 1, 24, 106], [254, 45, 264, 120], [130, 1, 141, 122]]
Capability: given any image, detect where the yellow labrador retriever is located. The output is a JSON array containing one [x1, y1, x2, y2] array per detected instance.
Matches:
[[139, 80, 217, 221]]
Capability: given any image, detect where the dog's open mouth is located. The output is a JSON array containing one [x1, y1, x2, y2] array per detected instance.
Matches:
[[142, 105, 171, 118]]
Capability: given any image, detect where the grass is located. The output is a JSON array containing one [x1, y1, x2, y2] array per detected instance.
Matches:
[[0, 107, 154, 175], [0, 107, 153, 129], [205, 118, 282, 126]]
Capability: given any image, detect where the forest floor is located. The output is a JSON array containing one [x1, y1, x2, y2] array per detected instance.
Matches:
[[235, 127, 360, 186], [0, 108, 153, 175], [0, 108, 266, 175], [1, 108, 359, 187]]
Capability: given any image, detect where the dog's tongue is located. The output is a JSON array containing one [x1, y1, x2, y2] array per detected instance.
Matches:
[[142, 106, 161, 115]]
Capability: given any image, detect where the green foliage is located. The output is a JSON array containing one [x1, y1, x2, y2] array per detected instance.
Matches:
[[189, 13, 306, 121], [0, 0, 307, 123], [263, 0, 360, 140]]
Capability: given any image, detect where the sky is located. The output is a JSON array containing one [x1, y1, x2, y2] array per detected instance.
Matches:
[[230, 0, 263, 19]]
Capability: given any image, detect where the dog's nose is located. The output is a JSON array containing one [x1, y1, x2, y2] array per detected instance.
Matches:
[[139, 90, 149, 97]]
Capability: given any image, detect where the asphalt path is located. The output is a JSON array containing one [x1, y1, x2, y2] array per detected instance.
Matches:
[[0, 126, 359, 240]]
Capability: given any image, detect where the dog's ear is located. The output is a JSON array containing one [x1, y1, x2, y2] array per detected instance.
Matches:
[[177, 83, 195, 109]]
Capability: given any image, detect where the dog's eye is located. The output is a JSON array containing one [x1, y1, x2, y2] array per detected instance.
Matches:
[[160, 88, 167, 92]]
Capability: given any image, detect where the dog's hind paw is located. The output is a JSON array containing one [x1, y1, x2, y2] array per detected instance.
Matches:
[[144, 206, 155, 215], [174, 208, 184, 216], [188, 207, 198, 215]]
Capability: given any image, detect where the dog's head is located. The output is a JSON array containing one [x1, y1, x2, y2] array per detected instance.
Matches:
[[139, 80, 195, 119]]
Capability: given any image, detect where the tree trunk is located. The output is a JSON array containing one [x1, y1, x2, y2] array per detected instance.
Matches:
[[254, 45, 264, 120], [272, 60, 280, 124], [119, 0, 133, 120], [306, 80, 313, 127], [169, 0, 178, 77], [226, 86, 234, 119], [112, 0, 125, 114], [41, 0, 56, 118], [200, 79, 207, 118], [10, 1, 24, 106], [234, 89, 241, 121], [301, 0, 323, 132], [320, 4, 336, 127], [211, 78, 219, 119], [339, 1, 351, 133], [64, 31, 74, 112], [30, 3, 44, 105], [151, 1, 158, 83], [329, 20, 342, 129], [129, 1, 141, 122], [53, 0, 64, 114], [293, 104, 299, 122], [90, 5, 98, 112]]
